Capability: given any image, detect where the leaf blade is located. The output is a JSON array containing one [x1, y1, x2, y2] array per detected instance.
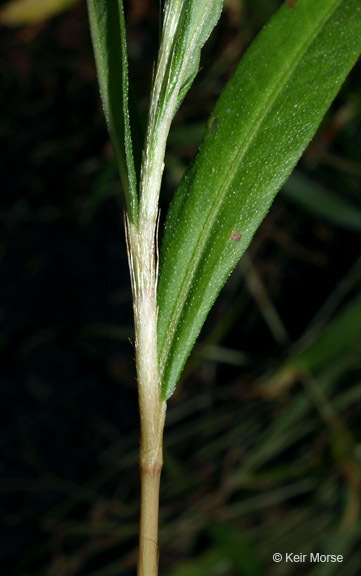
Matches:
[[0, 0, 78, 26], [144, 0, 222, 163], [87, 0, 139, 222], [172, 0, 223, 110], [158, 0, 361, 399]]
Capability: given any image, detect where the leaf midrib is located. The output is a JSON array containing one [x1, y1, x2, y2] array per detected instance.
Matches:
[[159, 0, 341, 386]]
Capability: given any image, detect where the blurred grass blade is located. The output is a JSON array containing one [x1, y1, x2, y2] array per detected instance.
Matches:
[[158, 0, 361, 399], [282, 171, 361, 233], [0, 0, 78, 25], [259, 291, 361, 396], [278, 292, 361, 386], [87, 0, 139, 222]]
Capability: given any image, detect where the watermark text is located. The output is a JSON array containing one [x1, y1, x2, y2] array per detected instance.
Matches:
[[272, 552, 343, 564]]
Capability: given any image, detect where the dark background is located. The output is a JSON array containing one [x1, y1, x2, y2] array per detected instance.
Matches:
[[1, 1, 361, 574]]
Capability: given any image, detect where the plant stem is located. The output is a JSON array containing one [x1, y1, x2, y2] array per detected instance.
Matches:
[[133, 277, 166, 576], [138, 461, 162, 576], [125, 7, 185, 572], [126, 219, 166, 576]]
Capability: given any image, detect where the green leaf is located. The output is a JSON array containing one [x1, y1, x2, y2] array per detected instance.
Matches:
[[158, 0, 361, 399], [0, 0, 78, 26], [87, 0, 139, 222], [153, 0, 222, 129], [170, 0, 223, 111]]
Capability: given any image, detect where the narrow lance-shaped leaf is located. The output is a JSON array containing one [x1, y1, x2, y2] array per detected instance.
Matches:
[[87, 0, 139, 222], [138, 0, 222, 232], [149, 0, 222, 135], [167, 0, 223, 114], [158, 0, 361, 400]]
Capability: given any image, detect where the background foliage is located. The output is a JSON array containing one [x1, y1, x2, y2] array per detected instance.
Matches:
[[1, 1, 361, 574]]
